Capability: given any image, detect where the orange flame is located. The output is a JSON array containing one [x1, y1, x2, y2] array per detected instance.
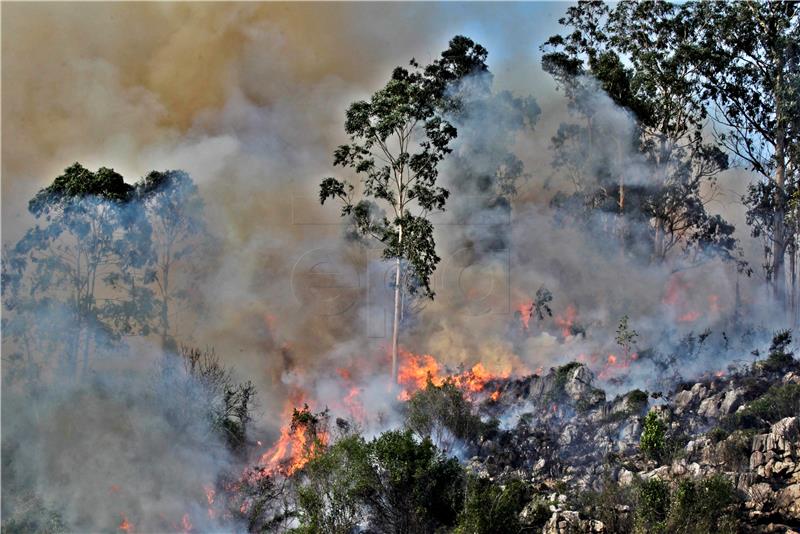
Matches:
[[203, 484, 216, 519], [118, 514, 133, 533], [258, 400, 329, 476], [517, 302, 533, 330], [554, 305, 577, 338], [343, 387, 366, 424], [396, 349, 511, 400], [678, 310, 701, 323], [180, 514, 193, 533]]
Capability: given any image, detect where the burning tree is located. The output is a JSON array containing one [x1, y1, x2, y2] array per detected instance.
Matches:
[[320, 36, 489, 382]]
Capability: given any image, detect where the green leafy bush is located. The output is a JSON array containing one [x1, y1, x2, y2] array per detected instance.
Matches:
[[721, 383, 800, 431], [665, 475, 740, 534], [635, 478, 670, 534], [455, 476, 533, 534], [294, 430, 464, 534], [763, 329, 794, 372], [293, 435, 372, 534], [640, 411, 666, 462], [405, 378, 485, 453]]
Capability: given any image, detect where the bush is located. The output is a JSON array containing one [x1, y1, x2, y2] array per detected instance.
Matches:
[[763, 329, 794, 372], [627, 389, 649, 411], [293, 429, 464, 534], [640, 411, 666, 462], [293, 435, 372, 534], [405, 378, 485, 454], [721, 383, 800, 431], [718, 430, 757, 470], [368, 430, 465, 533], [455, 476, 533, 534], [574, 477, 635, 533], [635, 478, 670, 534], [665, 475, 740, 534]]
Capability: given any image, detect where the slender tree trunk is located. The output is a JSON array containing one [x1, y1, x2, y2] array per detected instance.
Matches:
[[391, 226, 403, 383], [772, 64, 787, 313], [161, 260, 171, 350], [790, 247, 796, 325]]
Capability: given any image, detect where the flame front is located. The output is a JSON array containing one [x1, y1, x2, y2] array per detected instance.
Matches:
[[258, 399, 329, 477], [396, 349, 511, 400], [118, 514, 133, 533]]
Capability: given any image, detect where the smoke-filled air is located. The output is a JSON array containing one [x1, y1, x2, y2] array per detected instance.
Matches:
[[3, 3, 800, 533]]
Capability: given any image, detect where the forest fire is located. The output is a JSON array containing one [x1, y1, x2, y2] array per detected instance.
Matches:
[[597, 352, 638, 380], [258, 400, 329, 476], [554, 305, 577, 338], [180, 513, 193, 533], [118, 514, 133, 533], [203, 484, 216, 519], [396, 349, 511, 400], [517, 302, 534, 330]]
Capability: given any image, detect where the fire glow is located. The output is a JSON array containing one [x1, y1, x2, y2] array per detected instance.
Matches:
[[396, 348, 511, 400], [257, 398, 329, 477]]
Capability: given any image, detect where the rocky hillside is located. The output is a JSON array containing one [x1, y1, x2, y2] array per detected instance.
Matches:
[[467, 352, 800, 533]]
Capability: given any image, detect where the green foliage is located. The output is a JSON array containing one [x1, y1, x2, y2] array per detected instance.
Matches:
[[664, 475, 740, 534], [707, 426, 729, 444], [293, 435, 372, 534], [717, 430, 758, 471], [640, 411, 667, 462], [575, 477, 635, 534], [455, 476, 533, 534], [627, 389, 649, 412], [3, 163, 207, 381], [634, 478, 670, 534], [368, 430, 465, 533], [293, 429, 464, 534], [541, 1, 740, 267], [405, 378, 485, 454], [763, 329, 795, 372], [555, 361, 583, 389], [615, 315, 638, 358], [319, 37, 485, 298], [176, 346, 256, 451], [0, 498, 66, 534], [690, 1, 800, 289], [721, 383, 800, 431]]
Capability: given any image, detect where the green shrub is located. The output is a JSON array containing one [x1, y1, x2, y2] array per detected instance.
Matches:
[[707, 426, 729, 444], [555, 362, 583, 390], [405, 378, 484, 454], [763, 329, 794, 372], [721, 383, 800, 431], [665, 475, 740, 534], [455, 476, 532, 534], [627, 389, 649, 411], [574, 477, 635, 533], [293, 430, 465, 534], [635, 478, 670, 534], [293, 435, 372, 534], [718, 429, 757, 470], [640, 411, 666, 462]]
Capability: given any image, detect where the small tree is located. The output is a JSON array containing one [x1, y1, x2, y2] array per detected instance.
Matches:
[[616, 314, 639, 359], [640, 411, 667, 462], [404, 378, 484, 454], [320, 37, 488, 382]]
